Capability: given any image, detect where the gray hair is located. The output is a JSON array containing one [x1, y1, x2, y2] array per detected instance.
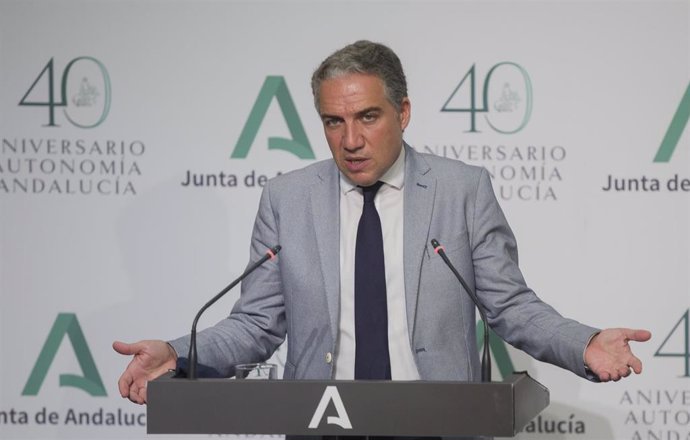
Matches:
[[311, 40, 408, 113]]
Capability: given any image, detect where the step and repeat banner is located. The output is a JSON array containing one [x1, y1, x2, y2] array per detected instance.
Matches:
[[1, 1, 688, 439]]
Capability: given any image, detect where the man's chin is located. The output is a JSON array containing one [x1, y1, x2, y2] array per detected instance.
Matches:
[[345, 173, 378, 187]]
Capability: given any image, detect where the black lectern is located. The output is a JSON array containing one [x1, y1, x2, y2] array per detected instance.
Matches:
[[147, 372, 548, 437]]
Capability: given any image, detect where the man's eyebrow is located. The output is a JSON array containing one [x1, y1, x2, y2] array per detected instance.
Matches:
[[319, 113, 342, 120], [320, 106, 382, 121], [355, 106, 382, 118]]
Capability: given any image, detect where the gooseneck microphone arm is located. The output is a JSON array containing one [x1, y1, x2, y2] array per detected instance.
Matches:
[[187, 245, 282, 380], [430, 239, 491, 382]]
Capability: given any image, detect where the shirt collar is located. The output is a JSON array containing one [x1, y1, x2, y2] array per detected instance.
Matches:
[[339, 145, 406, 195]]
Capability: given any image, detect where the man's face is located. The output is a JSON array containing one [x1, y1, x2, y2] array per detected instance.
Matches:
[[318, 73, 410, 187]]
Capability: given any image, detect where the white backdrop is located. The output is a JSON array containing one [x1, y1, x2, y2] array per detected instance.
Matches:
[[1, 1, 689, 439]]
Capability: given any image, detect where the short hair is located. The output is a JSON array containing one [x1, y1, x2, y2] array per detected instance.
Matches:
[[311, 40, 408, 113]]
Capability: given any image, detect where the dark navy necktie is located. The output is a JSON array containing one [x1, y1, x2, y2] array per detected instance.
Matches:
[[354, 181, 391, 380]]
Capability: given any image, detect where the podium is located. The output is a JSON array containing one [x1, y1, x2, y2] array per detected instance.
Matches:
[[147, 372, 548, 437]]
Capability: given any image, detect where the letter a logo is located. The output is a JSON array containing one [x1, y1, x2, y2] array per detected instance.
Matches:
[[308, 386, 353, 429], [22, 313, 107, 396], [654, 81, 690, 162], [232, 76, 315, 159]]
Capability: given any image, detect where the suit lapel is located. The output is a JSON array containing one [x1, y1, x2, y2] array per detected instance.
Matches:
[[403, 144, 435, 340], [311, 163, 341, 343]]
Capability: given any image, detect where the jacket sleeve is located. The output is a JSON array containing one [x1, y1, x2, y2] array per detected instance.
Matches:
[[168, 181, 287, 378], [469, 168, 599, 379]]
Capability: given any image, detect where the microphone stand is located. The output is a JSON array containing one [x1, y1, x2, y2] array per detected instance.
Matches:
[[431, 239, 491, 382], [187, 245, 281, 379]]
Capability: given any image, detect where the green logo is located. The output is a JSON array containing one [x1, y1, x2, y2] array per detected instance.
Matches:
[[231, 76, 314, 159], [654, 308, 690, 377], [476, 321, 516, 378], [19, 57, 111, 128], [23, 313, 107, 396], [442, 63, 533, 134], [654, 82, 690, 163]]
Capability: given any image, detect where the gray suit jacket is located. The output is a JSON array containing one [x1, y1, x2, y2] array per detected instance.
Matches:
[[170, 143, 598, 381]]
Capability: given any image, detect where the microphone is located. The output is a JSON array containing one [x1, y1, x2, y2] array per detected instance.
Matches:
[[430, 239, 491, 382], [187, 245, 281, 379]]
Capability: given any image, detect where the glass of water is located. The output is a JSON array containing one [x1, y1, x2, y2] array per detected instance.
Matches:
[[234, 363, 277, 380]]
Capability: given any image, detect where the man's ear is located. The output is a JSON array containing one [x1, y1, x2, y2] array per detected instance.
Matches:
[[399, 97, 411, 130]]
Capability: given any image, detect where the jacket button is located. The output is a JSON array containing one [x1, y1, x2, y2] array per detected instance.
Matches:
[[325, 352, 333, 364]]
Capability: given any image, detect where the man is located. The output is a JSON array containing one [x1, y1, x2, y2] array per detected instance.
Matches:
[[114, 41, 650, 405]]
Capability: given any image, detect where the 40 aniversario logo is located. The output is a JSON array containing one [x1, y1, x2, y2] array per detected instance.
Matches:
[[620, 308, 690, 440], [429, 62, 562, 202], [441, 62, 533, 134], [19, 56, 111, 128], [1, 56, 147, 196]]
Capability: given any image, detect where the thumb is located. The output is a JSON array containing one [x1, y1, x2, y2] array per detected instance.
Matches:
[[112, 340, 145, 356], [624, 329, 652, 342]]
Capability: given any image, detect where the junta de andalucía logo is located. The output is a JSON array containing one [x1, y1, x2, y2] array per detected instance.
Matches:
[[232, 75, 314, 160], [23, 313, 107, 396], [653, 81, 690, 163]]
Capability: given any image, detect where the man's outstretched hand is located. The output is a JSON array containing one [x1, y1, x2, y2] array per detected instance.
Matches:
[[113, 340, 178, 404], [584, 328, 652, 382]]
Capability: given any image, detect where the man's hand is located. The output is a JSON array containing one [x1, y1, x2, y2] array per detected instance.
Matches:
[[584, 328, 651, 382], [112, 340, 178, 404]]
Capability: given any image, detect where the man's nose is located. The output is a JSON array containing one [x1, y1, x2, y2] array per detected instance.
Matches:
[[342, 123, 363, 150]]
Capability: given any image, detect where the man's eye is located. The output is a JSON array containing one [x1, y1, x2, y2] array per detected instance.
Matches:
[[324, 119, 341, 127], [362, 113, 378, 122]]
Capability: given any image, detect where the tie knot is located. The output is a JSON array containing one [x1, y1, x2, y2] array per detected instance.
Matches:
[[361, 181, 384, 203]]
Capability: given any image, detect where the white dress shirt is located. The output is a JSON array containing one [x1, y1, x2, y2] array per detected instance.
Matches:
[[333, 147, 420, 380]]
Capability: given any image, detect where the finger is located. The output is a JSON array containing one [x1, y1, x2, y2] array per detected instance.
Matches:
[[623, 329, 652, 342], [113, 340, 145, 356], [618, 366, 631, 378], [134, 387, 145, 405], [139, 382, 148, 404], [112, 340, 129, 355], [130, 383, 145, 405], [118, 371, 133, 398], [629, 355, 643, 374], [132, 392, 143, 405], [128, 383, 140, 404]]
